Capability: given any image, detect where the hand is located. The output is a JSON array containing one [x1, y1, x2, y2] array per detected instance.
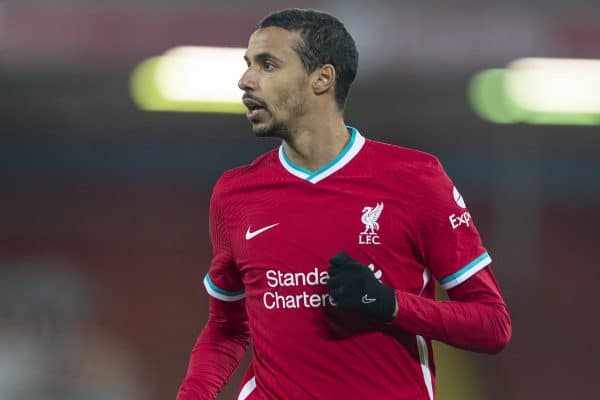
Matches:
[[326, 251, 396, 321]]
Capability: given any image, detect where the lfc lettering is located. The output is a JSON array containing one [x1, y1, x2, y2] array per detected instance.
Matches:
[[359, 233, 381, 245]]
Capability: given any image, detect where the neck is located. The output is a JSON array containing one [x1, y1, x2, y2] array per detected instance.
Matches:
[[281, 114, 350, 172]]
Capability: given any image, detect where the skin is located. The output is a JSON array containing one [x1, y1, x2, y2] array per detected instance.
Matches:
[[238, 26, 350, 172], [238, 26, 399, 317]]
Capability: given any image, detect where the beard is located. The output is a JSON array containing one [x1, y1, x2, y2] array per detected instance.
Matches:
[[251, 118, 290, 139], [248, 87, 307, 139]]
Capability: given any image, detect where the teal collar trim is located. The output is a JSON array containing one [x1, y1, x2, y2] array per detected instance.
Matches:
[[278, 126, 365, 184]]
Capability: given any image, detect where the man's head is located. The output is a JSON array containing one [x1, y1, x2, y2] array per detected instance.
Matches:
[[238, 9, 358, 137]]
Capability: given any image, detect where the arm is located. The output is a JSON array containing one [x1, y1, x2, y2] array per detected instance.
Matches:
[[178, 174, 249, 399], [327, 254, 511, 354], [177, 297, 250, 400], [401, 156, 510, 353], [390, 267, 511, 353]]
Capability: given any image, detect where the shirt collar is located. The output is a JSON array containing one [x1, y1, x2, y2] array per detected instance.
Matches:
[[278, 126, 365, 184]]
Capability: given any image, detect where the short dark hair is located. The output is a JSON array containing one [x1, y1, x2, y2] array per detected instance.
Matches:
[[259, 8, 359, 110]]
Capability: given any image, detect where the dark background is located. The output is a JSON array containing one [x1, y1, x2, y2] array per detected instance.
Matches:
[[1, 1, 598, 399]]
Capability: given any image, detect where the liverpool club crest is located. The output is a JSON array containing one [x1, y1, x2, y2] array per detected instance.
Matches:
[[359, 202, 383, 245]]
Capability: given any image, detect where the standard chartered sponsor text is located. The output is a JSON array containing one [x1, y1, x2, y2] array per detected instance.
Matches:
[[263, 268, 335, 310]]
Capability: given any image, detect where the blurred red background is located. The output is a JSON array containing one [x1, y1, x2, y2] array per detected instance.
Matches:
[[1, 1, 599, 399]]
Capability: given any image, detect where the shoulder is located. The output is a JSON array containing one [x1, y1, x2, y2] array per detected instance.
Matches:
[[364, 139, 444, 174], [213, 149, 279, 196], [361, 139, 452, 205]]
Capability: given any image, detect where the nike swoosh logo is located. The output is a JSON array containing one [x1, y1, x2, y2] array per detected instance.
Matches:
[[245, 223, 279, 240], [361, 294, 376, 304]]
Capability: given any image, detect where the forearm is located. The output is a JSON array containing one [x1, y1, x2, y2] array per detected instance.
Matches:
[[389, 268, 511, 353], [177, 299, 250, 400]]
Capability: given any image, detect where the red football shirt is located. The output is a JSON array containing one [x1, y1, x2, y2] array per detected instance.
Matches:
[[204, 127, 491, 399]]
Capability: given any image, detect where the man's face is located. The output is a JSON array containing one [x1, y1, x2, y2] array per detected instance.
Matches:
[[239, 27, 311, 137]]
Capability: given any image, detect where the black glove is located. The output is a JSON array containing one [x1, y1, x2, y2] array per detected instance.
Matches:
[[326, 251, 396, 321]]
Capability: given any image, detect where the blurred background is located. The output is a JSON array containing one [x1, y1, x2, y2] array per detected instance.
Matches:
[[1, 0, 599, 399]]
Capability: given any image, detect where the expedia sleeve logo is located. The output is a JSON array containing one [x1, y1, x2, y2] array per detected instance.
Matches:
[[449, 211, 471, 229], [449, 186, 471, 229], [453, 186, 466, 208]]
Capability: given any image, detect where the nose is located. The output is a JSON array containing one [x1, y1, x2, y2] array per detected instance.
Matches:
[[238, 67, 257, 92]]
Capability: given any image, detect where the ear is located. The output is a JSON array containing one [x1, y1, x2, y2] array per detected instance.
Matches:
[[312, 64, 336, 95]]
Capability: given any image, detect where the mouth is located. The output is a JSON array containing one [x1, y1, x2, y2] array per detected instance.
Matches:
[[242, 96, 267, 120], [246, 105, 265, 120]]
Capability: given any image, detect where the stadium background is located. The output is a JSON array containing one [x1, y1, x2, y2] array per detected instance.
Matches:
[[1, 1, 598, 399]]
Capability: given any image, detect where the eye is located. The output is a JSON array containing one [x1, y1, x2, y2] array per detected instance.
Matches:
[[263, 61, 275, 71]]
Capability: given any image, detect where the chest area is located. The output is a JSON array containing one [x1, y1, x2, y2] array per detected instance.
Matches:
[[238, 196, 403, 252], [228, 180, 423, 288]]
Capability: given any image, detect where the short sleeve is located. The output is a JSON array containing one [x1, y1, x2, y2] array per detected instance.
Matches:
[[416, 158, 491, 290], [203, 176, 245, 301]]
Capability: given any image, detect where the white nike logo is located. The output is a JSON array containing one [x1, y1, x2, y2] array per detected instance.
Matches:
[[361, 294, 376, 304], [245, 223, 279, 240]]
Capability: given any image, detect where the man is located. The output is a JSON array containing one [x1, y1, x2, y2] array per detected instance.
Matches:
[[178, 8, 511, 400]]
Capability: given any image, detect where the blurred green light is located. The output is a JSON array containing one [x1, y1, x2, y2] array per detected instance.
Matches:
[[506, 58, 600, 114], [468, 69, 524, 124], [524, 112, 600, 126], [469, 65, 600, 126], [129, 49, 246, 114], [130, 56, 165, 111]]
